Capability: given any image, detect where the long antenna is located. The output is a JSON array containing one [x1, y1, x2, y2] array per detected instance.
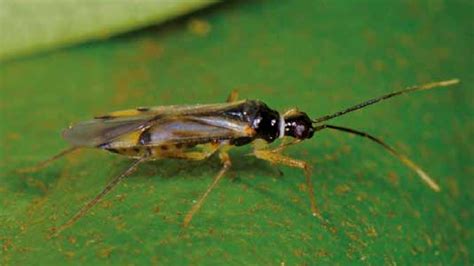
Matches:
[[312, 79, 459, 124], [313, 124, 440, 191]]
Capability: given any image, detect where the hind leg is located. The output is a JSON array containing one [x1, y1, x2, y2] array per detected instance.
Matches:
[[18, 146, 80, 173], [52, 156, 147, 236]]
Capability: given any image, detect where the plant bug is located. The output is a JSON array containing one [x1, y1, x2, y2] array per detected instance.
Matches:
[[22, 79, 459, 236]]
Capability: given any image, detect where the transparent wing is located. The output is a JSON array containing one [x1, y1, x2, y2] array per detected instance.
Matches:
[[62, 116, 153, 147]]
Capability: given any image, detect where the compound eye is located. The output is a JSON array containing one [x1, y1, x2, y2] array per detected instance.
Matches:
[[295, 124, 307, 138]]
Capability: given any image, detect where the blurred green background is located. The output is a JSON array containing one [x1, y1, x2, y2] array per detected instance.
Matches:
[[1, 0, 472, 265]]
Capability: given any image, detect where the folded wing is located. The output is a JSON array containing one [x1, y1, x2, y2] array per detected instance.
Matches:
[[140, 116, 252, 148], [62, 101, 253, 148]]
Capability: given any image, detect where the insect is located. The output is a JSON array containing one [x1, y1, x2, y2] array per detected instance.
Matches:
[[24, 79, 459, 236]]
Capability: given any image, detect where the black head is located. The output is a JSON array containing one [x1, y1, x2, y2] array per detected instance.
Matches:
[[283, 110, 315, 139]]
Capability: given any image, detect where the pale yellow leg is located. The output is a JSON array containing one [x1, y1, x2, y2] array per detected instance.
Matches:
[[253, 149, 321, 218], [274, 138, 301, 153], [183, 150, 232, 227]]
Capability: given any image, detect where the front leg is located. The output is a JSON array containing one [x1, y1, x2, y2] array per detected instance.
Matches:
[[253, 148, 320, 218]]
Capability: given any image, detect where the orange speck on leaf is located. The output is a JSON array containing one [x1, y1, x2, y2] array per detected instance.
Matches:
[[187, 18, 211, 37]]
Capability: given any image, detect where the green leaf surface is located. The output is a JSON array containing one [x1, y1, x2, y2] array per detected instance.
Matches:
[[0, 0, 217, 61], [1, 0, 473, 265]]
